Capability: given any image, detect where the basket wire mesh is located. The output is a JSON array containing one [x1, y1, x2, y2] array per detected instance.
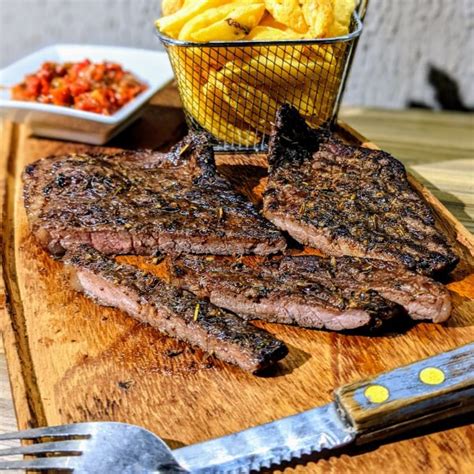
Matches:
[[157, 12, 363, 153]]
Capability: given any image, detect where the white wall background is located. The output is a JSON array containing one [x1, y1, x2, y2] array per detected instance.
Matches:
[[0, 0, 473, 109]]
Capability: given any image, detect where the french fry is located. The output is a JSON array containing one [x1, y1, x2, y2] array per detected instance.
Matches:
[[259, 12, 292, 31], [222, 82, 280, 134], [171, 47, 210, 86], [288, 80, 334, 123], [156, 0, 232, 38], [182, 43, 254, 80], [185, 73, 260, 145], [302, 43, 336, 63], [269, 62, 329, 101], [216, 50, 333, 92], [246, 25, 302, 40], [179, 1, 264, 41], [186, 3, 266, 42], [263, 0, 308, 34], [302, 0, 334, 38], [329, 0, 356, 37], [179, 3, 241, 41], [162, 0, 187, 16]]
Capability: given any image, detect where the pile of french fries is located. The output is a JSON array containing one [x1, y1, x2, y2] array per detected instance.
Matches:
[[157, 0, 356, 145]]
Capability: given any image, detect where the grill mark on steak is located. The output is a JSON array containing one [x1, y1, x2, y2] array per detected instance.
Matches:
[[169, 255, 451, 327], [63, 246, 288, 373], [23, 133, 286, 257], [263, 105, 459, 277], [169, 255, 403, 331]]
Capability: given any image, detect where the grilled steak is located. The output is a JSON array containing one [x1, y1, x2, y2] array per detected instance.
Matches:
[[169, 255, 403, 331], [169, 255, 451, 328], [263, 105, 458, 277], [279, 256, 451, 323], [24, 133, 286, 257], [64, 246, 288, 372]]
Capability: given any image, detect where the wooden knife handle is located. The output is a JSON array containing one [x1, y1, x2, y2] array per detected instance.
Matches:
[[335, 343, 474, 444]]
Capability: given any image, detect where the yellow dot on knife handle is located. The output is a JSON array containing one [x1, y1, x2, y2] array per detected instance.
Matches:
[[419, 367, 445, 385], [364, 385, 390, 404]]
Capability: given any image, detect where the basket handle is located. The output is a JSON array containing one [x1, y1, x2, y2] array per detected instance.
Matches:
[[357, 0, 369, 21]]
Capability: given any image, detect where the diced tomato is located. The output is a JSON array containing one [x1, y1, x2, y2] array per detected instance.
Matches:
[[50, 85, 72, 106], [69, 79, 90, 97], [11, 59, 147, 115], [105, 62, 121, 72], [37, 63, 55, 81], [25, 75, 42, 97], [55, 64, 67, 76], [92, 64, 106, 82], [74, 92, 102, 113]]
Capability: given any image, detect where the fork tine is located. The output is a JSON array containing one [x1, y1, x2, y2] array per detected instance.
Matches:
[[0, 423, 91, 440], [0, 457, 78, 470], [0, 439, 84, 457]]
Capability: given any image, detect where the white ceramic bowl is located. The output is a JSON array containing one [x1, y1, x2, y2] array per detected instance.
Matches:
[[0, 44, 174, 144]]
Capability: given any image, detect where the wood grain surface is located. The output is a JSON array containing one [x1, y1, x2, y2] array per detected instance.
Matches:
[[0, 87, 473, 473]]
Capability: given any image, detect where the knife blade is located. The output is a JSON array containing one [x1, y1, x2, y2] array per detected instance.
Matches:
[[173, 401, 355, 473], [172, 342, 474, 473]]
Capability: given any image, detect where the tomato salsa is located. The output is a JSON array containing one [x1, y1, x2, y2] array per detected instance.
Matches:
[[11, 59, 148, 115]]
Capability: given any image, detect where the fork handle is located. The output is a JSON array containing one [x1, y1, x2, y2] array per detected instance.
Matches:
[[335, 342, 474, 444]]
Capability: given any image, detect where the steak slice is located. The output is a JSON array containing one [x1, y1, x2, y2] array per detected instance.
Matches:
[[24, 133, 286, 257], [63, 246, 288, 373], [278, 256, 452, 323], [263, 105, 458, 277], [170, 255, 451, 326], [169, 255, 403, 331]]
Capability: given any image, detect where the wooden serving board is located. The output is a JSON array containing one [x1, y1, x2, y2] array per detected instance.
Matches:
[[1, 87, 473, 473]]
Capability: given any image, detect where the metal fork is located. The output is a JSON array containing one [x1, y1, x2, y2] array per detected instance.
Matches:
[[0, 422, 188, 473]]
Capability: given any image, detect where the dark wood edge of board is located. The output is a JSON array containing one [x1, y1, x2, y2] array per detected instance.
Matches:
[[1, 123, 43, 431]]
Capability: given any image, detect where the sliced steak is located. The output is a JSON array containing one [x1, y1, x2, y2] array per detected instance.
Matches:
[[24, 133, 286, 257], [263, 105, 458, 277], [278, 256, 452, 323], [64, 246, 288, 373], [169, 255, 403, 331]]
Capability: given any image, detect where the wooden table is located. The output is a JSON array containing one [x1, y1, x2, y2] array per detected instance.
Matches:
[[0, 104, 473, 472]]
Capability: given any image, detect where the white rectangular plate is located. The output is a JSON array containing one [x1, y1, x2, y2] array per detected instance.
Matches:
[[0, 44, 174, 144]]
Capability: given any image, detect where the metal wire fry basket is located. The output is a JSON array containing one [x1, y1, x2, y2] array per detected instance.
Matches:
[[157, 9, 365, 153]]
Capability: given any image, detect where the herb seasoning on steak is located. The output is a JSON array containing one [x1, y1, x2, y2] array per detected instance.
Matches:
[[169, 255, 402, 331], [64, 246, 288, 373], [278, 256, 451, 323], [169, 254, 451, 329], [263, 105, 458, 277], [23, 133, 286, 257]]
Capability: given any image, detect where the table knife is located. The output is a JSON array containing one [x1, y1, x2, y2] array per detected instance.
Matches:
[[172, 342, 474, 473]]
